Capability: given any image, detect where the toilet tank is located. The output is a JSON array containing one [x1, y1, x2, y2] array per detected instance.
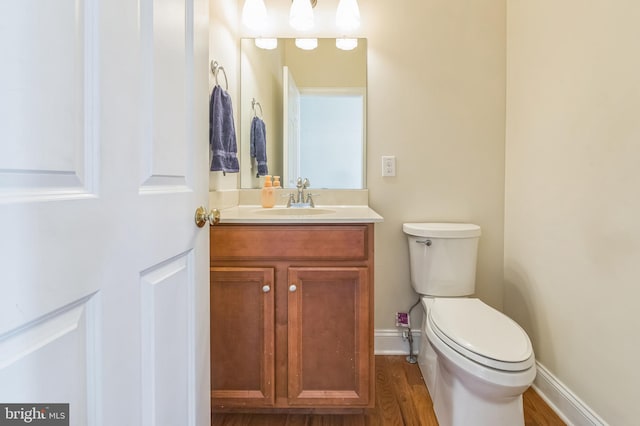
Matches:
[[403, 223, 481, 296]]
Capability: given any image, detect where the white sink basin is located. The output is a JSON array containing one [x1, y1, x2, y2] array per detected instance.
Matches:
[[217, 205, 383, 223], [253, 208, 336, 216]]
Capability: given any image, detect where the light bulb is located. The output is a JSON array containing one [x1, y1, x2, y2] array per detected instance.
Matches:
[[255, 38, 278, 50], [295, 38, 318, 50], [336, 38, 358, 51], [242, 0, 267, 31], [336, 0, 360, 32], [290, 0, 314, 31]]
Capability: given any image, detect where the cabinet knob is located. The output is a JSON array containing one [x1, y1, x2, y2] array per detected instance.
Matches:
[[262, 285, 271, 293], [289, 284, 297, 292]]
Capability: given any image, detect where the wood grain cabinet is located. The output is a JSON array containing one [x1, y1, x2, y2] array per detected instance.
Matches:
[[210, 224, 375, 412], [210, 267, 275, 407]]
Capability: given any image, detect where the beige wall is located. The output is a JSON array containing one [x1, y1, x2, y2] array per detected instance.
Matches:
[[283, 38, 367, 88], [505, 1, 640, 424], [365, 0, 507, 326]]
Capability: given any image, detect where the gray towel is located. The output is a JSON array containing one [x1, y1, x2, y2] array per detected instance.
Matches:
[[210, 85, 239, 173], [250, 116, 268, 176]]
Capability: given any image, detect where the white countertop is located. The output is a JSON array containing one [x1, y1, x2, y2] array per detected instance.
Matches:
[[217, 205, 384, 224]]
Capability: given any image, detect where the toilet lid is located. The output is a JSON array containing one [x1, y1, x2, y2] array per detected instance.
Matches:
[[403, 222, 481, 238], [428, 298, 534, 371]]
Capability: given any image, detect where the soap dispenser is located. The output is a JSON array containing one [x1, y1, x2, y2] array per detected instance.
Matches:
[[272, 176, 281, 205], [260, 175, 275, 208]]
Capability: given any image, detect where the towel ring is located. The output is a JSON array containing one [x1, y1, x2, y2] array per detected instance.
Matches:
[[210, 60, 228, 90], [252, 98, 263, 118]]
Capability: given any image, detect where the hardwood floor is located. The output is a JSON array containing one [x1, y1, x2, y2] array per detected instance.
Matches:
[[212, 356, 565, 426]]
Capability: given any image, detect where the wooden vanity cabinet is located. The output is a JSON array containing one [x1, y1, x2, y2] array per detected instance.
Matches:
[[210, 224, 375, 411], [209, 267, 275, 407]]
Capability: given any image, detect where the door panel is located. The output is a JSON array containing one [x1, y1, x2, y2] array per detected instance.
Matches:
[[141, 253, 194, 425], [0, 0, 98, 199], [0, 294, 98, 425], [140, 0, 190, 189], [283, 66, 301, 188]]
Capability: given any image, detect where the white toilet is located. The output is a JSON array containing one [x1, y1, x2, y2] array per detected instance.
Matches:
[[403, 223, 536, 426]]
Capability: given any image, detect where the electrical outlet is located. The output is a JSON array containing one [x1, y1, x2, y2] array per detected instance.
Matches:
[[395, 312, 410, 327], [382, 156, 396, 177]]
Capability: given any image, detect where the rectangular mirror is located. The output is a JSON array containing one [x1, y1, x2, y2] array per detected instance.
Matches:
[[240, 38, 367, 189]]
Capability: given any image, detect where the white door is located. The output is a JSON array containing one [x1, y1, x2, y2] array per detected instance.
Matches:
[[0, 0, 210, 425], [283, 66, 301, 188]]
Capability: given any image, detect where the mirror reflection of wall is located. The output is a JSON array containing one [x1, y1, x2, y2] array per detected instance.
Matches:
[[240, 38, 367, 189], [297, 91, 364, 189]]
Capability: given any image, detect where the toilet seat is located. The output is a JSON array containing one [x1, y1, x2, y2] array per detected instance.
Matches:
[[428, 298, 534, 372]]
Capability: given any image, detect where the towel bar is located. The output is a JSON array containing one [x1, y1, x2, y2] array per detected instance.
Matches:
[[210, 60, 228, 90]]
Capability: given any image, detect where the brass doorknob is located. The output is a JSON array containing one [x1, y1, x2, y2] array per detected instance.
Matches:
[[194, 206, 220, 227]]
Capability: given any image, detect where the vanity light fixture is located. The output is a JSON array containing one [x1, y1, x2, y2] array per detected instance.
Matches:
[[250, 0, 361, 51], [295, 38, 318, 50], [242, 0, 268, 31], [336, 0, 360, 32], [289, 0, 315, 31], [255, 37, 278, 50], [336, 37, 358, 51]]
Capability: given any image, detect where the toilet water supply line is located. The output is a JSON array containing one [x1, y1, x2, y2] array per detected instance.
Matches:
[[403, 297, 422, 364]]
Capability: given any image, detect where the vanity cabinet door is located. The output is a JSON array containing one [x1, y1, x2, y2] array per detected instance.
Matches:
[[210, 267, 275, 407], [287, 267, 372, 407]]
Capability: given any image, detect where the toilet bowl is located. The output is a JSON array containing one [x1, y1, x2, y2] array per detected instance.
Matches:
[[420, 297, 536, 426], [403, 223, 536, 426], [418, 297, 536, 426]]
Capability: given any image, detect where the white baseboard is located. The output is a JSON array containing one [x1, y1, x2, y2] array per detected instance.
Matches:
[[375, 328, 607, 425], [533, 362, 607, 426], [374, 328, 421, 355]]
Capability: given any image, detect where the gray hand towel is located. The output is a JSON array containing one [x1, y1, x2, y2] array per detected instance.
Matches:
[[250, 116, 268, 176], [210, 85, 239, 173]]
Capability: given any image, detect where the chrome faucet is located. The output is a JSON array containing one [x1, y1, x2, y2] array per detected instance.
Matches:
[[296, 177, 309, 203], [287, 177, 315, 208]]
